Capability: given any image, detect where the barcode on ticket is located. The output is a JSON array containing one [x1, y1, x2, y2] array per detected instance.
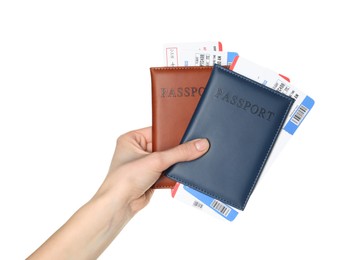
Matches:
[[210, 199, 231, 217], [291, 105, 309, 125]]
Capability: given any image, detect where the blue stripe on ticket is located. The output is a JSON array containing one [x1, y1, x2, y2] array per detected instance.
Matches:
[[184, 185, 239, 221], [284, 96, 315, 135], [227, 52, 239, 64]]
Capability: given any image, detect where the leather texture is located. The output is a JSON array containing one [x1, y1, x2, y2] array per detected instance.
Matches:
[[165, 64, 294, 210], [150, 66, 215, 188]]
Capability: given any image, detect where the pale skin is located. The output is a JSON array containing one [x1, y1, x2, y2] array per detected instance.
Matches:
[[27, 126, 209, 260]]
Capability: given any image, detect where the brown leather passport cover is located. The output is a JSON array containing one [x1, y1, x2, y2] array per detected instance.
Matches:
[[150, 66, 215, 188]]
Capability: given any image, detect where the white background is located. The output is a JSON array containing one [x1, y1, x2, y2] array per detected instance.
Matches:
[[1, 1, 343, 259]]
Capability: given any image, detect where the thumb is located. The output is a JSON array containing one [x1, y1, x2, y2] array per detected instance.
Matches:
[[150, 138, 210, 172]]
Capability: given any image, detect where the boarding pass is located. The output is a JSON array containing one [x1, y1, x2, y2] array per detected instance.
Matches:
[[168, 49, 238, 66], [164, 41, 225, 66]]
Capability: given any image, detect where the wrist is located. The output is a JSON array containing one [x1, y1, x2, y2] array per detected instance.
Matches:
[[92, 179, 136, 224]]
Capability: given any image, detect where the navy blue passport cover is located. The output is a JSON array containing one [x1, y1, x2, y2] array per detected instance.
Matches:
[[165, 64, 294, 211]]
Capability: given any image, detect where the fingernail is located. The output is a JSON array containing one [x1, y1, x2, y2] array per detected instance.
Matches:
[[195, 139, 209, 152]]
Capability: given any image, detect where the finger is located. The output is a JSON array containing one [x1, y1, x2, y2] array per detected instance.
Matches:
[[149, 138, 210, 172], [119, 127, 152, 152], [146, 141, 153, 153], [131, 127, 152, 144]]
